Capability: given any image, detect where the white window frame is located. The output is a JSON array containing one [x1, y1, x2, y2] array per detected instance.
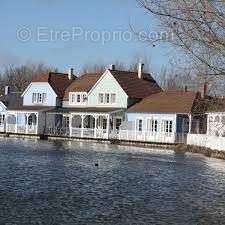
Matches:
[[98, 93, 104, 104], [77, 94, 81, 103], [136, 118, 144, 132], [147, 118, 158, 133], [105, 93, 110, 104], [32, 93, 47, 104], [98, 93, 116, 105], [32, 93, 37, 103], [69, 92, 87, 105], [162, 120, 173, 133], [110, 93, 116, 104], [0, 114, 5, 126]]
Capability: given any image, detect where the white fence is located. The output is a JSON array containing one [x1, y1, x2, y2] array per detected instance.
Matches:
[[187, 134, 225, 151], [6, 124, 37, 134], [47, 127, 109, 139], [118, 130, 187, 144], [46, 127, 188, 143]]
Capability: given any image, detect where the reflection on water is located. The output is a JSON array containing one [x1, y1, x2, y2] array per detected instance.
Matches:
[[0, 138, 225, 225]]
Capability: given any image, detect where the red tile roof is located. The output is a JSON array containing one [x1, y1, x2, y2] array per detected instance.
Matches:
[[63, 73, 102, 100], [128, 91, 198, 114], [63, 70, 161, 101], [32, 72, 75, 99], [109, 70, 161, 98]]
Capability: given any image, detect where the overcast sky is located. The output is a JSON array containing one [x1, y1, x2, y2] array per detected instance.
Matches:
[[0, 0, 172, 74]]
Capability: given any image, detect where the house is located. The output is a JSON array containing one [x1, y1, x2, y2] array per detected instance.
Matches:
[[119, 90, 206, 143], [4, 70, 76, 135], [205, 98, 225, 137], [46, 64, 161, 139], [187, 98, 225, 151], [0, 87, 21, 133]]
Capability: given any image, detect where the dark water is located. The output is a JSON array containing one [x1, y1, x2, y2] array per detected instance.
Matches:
[[0, 139, 225, 225]]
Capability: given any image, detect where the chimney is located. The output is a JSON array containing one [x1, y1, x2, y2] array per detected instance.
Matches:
[[203, 81, 208, 98], [4, 86, 10, 96], [184, 86, 188, 92], [68, 68, 74, 80], [138, 63, 144, 79], [110, 64, 115, 70]]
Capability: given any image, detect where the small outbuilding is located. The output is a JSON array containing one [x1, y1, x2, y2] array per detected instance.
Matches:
[[119, 91, 206, 143]]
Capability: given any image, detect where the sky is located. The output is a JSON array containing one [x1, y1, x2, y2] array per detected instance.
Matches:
[[0, 0, 173, 75]]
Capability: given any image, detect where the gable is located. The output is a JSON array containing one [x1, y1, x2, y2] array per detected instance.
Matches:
[[23, 82, 58, 106], [22, 82, 57, 97], [88, 70, 128, 108], [63, 73, 102, 101], [89, 70, 128, 97]]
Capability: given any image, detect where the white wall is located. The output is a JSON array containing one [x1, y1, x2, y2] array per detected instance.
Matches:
[[88, 71, 128, 108], [121, 113, 177, 143], [23, 83, 57, 106], [0, 102, 6, 132], [187, 134, 225, 151], [127, 112, 177, 132]]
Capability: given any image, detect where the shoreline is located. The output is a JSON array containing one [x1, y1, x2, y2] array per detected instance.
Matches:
[[0, 132, 224, 160]]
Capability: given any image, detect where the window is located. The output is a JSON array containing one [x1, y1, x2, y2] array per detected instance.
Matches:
[[147, 119, 158, 132], [105, 93, 110, 103], [32, 93, 47, 104], [32, 93, 37, 103], [163, 120, 173, 133], [70, 92, 87, 105], [136, 119, 143, 132], [0, 115, 5, 126], [77, 94, 81, 103], [63, 116, 70, 128], [82, 94, 87, 102], [71, 94, 76, 103], [42, 93, 47, 103], [111, 94, 116, 104], [38, 93, 42, 103], [115, 118, 122, 130], [99, 93, 104, 104], [103, 118, 107, 130]]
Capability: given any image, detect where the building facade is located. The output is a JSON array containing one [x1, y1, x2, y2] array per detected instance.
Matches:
[[120, 91, 205, 143], [0, 65, 208, 145], [1, 71, 75, 135], [46, 64, 161, 139]]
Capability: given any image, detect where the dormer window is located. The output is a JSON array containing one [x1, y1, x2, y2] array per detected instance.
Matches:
[[32, 93, 47, 104], [77, 94, 81, 103], [105, 94, 110, 103], [70, 92, 87, 105]]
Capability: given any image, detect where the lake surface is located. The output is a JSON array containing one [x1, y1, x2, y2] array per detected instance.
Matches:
[[0, 138, 225, 225]]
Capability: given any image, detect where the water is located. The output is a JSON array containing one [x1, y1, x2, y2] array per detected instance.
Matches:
[[0, 138, 225, 225]]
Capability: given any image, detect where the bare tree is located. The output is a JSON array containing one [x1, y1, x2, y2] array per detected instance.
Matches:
[[80, 59, 150, 74], [137, 0, 225, 77], [0, 63, 57, 94]]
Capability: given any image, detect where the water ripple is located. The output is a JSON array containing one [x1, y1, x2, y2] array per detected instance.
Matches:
[[0, 138, 225, 225]]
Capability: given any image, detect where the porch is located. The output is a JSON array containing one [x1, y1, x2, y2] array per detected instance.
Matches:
[[6, 112, 38, 134], [46, 108, 124, 139], [0, 113, 6, 133], [119, 114, 206, 144]]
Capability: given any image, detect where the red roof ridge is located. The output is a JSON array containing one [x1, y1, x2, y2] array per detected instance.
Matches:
[[32, 71, 75, 99]]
